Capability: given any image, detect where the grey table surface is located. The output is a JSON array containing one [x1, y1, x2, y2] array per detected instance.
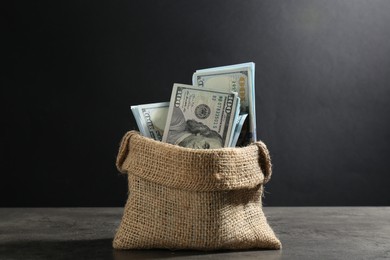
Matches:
[[0, 207, 389, 260]]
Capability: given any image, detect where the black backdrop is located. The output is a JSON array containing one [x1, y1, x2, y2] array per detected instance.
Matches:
[[3, 0, 390, 206]]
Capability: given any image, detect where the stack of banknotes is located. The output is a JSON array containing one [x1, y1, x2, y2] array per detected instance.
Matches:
[[131, 62, 256, 149]]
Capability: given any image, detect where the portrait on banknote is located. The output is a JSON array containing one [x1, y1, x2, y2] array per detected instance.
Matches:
[[165, 106, 223, 149], [162, 84, 239, 149]]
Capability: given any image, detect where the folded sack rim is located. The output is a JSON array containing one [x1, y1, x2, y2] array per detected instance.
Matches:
[[116, 131, 272, 191]]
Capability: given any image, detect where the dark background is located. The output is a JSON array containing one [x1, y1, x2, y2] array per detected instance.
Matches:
[[3, 0, 390, 206]]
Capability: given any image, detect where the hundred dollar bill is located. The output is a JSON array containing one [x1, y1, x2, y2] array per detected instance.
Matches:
[[192, 62, 256, 143], [228, 96, 241, 146], [162, 83, 239, 149], [230, 113, 248, 147], [131, 102, 169, 141]]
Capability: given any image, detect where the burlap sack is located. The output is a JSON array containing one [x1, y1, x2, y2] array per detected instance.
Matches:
[[113, 131, 281, 250]]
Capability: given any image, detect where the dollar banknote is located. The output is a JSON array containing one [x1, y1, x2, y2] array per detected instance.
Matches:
[[230, 113, 248, 147], [131, 102, 169, 141], [192, 62, 256, 143], [162, 83, 239, 149]]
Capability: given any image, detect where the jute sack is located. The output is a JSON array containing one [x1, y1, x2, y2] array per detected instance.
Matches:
[[113, 131, 281, 250]]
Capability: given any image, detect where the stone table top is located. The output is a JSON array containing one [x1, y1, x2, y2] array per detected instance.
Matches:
[[0, 207, 389, 259]]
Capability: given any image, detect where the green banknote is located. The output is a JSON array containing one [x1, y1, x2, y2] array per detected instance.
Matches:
[[192, 62, 256, 143], [131, 102, 169, 141], [162, 83, 239, 149]]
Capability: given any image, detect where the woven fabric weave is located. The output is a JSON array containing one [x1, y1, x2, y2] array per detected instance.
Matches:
[[114, 131, 281, 250]]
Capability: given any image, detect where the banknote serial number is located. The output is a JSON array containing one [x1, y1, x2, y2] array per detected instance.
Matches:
[[212, 95, 223, 129]]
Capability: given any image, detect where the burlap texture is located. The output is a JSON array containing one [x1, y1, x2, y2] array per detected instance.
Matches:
[[114, 131, 281, 250]]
